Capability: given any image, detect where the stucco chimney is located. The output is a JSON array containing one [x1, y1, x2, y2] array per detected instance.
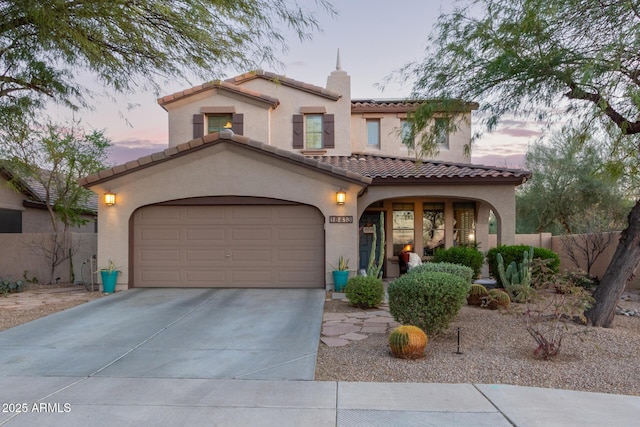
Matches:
[[326, 49, 351, 98]]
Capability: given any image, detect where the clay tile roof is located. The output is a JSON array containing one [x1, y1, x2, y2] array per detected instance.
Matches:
[[157, 79, 280, 110], [351, 98, 480, 113], [79, 132, 372, 188], [226, 70, 341, 101], [312, 153, 530, 185]]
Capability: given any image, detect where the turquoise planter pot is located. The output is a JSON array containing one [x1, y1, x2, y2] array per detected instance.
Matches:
[[332, 270, 349, 292], [100, 271, 119, 293]]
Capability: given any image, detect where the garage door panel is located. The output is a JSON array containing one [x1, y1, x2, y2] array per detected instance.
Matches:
[[185, 228, 226, 242], [133, 204, 324, 288], [139, 249, 181, 262], [139, 270, 181, 284], [278, 228, 323, 241], [140, 228, 181, 241], [232, 227, 272, 241], [232, 249, 272, 262], [185, 270, 228, 285], [185, 249, 226, 262]]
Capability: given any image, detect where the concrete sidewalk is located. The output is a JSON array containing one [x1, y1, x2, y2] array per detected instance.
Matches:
[[1, 377, 639, 426]]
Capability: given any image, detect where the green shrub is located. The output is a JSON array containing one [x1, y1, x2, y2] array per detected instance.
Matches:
[[487, 245, 560, 279], [432, 246, 484, 278], [409, 262, 474, 284], [0, 277, 24, 296], [345, 276, 385, 309], [387, 271, 470, 337]]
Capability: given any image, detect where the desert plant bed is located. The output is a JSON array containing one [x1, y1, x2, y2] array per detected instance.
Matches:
[[316, 291, 640, 397]]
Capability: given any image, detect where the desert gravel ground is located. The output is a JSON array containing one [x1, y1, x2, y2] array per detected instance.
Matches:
[[0, 285, 104, 332], [315, 290, 640, 396]]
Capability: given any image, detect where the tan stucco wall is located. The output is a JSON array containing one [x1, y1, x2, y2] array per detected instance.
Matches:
[[350, 112, 473, 163], [232, 78, 352, 156], [0, 178, 25, 210], [164, 88, 272, 146], [0, 232, 96, 285], [88, 143, 365, 290]]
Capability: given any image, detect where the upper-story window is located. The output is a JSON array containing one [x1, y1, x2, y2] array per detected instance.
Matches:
[[292, 113, 335, 150], [367, 119, 380, 148], [305, 114, 324, 149], [435, 118, 450, 149], [192, 110, 243, 139], [207, 114, 233, 133], [401, 119, 414, 148]]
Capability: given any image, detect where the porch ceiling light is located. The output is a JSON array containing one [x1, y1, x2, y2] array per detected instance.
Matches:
[[104, 192, 116, 206], [336, 189, 346, 205]]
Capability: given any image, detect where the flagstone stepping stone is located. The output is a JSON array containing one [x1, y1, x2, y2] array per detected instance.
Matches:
[[321, 337, 350, 347]]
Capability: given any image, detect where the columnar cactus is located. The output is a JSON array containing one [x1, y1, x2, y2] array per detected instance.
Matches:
[[497, 246, 533, 302], [367, 212, 385, 279], [389, 325, 428, 359]]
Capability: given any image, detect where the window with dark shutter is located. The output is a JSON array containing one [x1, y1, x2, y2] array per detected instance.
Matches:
[[232, 113, 244, 135], [292, 114, 304, 148], [323, 114, 335, 148], [193, 114, 204, 139]]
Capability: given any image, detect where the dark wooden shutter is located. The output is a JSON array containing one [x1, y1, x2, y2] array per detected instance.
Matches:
[[323, 114, 335, 149], [292, 114, 304, 149], [193, 114, 204, 139], [231, 113, 244, 135]]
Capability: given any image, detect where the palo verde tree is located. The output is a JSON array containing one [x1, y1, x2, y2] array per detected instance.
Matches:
[[396, 0, 640, 327], [1, 122, 111, 284], [516, 127, 631, 236], [0, 0, 335, 124]]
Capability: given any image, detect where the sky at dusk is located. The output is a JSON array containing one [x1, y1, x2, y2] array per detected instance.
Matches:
[[47, 0, 541, 168]]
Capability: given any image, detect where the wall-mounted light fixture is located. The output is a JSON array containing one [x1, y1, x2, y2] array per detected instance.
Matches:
[[104, 192, 116, 206], [336, 189, 346, 205]]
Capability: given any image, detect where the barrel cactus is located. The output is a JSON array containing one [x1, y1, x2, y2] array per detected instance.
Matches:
[[483, 288, 511, 310], [467, 283, 489, 306], [389, 325, 428, 359]]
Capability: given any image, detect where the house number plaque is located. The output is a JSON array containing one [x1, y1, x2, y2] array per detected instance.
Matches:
[[329, 216, 353, 223]]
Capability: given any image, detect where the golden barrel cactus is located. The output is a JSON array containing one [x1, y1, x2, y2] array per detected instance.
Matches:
[[389, 325, 428, 359]]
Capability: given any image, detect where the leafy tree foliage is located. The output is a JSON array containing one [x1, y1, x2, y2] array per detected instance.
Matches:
[[516, 128, 631, 235], [1, 123, 111, 283], [0, 0, 334, 122], [400, 0, 640, 327]]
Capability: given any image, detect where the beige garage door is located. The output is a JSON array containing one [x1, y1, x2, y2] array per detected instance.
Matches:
[[132, 204, 325, 288]]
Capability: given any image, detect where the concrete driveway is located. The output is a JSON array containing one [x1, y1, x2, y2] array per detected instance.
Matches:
[[0, 288, 325, 380]]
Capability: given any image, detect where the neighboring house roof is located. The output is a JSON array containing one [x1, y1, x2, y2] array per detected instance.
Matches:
[[158, 79, 281, 110], [1, 165, 98, 213], [79, 131, 373, 188], [313, 153, 530, 185], [351, 99, 480, 113]]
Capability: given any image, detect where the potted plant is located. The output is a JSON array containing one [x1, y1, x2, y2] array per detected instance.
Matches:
[[100, 260, 121, 294], [330, 256, 350, 292]]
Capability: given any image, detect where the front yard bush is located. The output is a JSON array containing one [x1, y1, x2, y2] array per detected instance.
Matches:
[[432, 246, 484, 278], [486, 245, 560, 279], [408, 262, 474, 284], [345, 276, 385, 309], [387, 271, 470, 337]]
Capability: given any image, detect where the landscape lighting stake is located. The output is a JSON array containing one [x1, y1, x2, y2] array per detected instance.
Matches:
[[455, 327, 463, 355]]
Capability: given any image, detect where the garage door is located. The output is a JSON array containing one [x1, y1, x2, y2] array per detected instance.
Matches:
[[132, 204, 325, 288]]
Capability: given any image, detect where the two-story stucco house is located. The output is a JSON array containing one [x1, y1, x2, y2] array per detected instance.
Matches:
[[80, 58, 530, 291]]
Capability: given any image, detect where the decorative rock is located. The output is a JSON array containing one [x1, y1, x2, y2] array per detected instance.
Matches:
[[322, 324, 362, 336], [320, 337, 350, 347], [339, 333, 368, 341]]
